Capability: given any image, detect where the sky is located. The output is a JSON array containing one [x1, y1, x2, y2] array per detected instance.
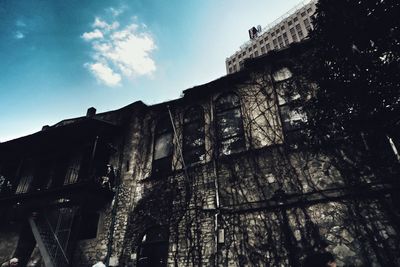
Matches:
[[0, 0, 304, 142]]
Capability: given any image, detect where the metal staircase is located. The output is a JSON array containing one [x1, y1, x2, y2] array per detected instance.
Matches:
[[28, 207, 76, 267]]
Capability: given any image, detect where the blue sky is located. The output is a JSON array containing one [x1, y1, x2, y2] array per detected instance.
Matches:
[[0, 0, 303, 141]]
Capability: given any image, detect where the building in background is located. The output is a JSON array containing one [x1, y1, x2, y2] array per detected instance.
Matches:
[[225, 0, 316, 74]]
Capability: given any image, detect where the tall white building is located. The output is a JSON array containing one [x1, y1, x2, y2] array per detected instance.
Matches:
[[226, 0, 317, 74]]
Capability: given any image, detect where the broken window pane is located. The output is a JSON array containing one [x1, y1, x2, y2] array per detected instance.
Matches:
[[152, 114, 174, 175], [280, 105, 307, 131], [216, 109, 243, 139], [64, 154, 82, 185], [215, 93, 240, 112], [183, 106, 205, 164], [183, 122, 204, 148], [154, 132, 173, 160], [215, 93, 245, 156], [276, 80, 300, 105], [219, 136, 246, 156], [273, 67, 293, 82]]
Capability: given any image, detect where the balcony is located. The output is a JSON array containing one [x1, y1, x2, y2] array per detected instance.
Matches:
[[0, 118, 119, 208], [0, 162, 116, 208]]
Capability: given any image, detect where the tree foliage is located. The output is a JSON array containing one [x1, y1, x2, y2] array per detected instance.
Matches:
[[299, 0, 400, 141]]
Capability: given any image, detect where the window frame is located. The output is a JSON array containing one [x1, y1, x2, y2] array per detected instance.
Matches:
[[214, 92, 246, 156], [137, 226, 169, 267], [182, 105, 206, 165], [152, 115, 174, 175]]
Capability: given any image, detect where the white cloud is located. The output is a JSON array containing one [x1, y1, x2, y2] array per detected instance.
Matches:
[[14, 31, 25, 39], [16, 20, 26, 27], [82, 14, 157, 87], [92, 17, 119, 31], [85, 62, 121, 87], [81, 29, 104, 41], [107, 7, 125, 17]]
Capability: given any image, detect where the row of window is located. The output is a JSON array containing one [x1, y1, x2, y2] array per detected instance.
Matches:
[[152, 93, 246, 174], [0, 147, 112, 195], [227, 20, 311, 73]]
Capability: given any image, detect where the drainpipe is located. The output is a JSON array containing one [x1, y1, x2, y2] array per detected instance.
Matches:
[[213, 159, 221, 267], [210, 98, 221, 267], [89, 136, 99, 181]]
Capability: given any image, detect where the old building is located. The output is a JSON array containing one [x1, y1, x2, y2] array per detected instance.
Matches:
[[1, 42, 399, 267]]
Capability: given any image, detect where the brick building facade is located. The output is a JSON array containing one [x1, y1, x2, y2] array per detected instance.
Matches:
[[1, 42, 399, 266]]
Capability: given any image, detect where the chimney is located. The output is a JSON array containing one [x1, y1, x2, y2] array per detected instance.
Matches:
[[42, 125, 50, 131], [86, 107, 96, 118]]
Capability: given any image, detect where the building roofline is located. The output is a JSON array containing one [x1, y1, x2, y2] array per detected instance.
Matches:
[[2, 40, 311, 144], [226, 0, 316, 61]]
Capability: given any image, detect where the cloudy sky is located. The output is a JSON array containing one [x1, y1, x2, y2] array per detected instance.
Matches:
[[0, 0, 304, 141]]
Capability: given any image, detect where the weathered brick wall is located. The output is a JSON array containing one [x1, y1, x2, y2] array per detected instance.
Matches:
[[217, 199, 399, 266]]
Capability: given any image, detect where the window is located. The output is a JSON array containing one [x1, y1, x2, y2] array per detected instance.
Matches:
[[283, 33, 289, 46], [288, 20, 293, 26], [294, 17, 298, 22], [260, 39, 264, 44], [215, 93, 245, 156], [0, 163, 17, 195], [304, 18, 311, 31], [183, 106, 205, 164], [64, 153, 82, 185], [266, 43, 271, 51], [15, 160, 34, 194], [290, 28, 298, 42], [273, 67, 293, 82], [137, 227, 169, 267], [254, 51, 259, 57], [276, 80, 300, 105], [307, 8, 312, 13], [301, 12, 306, 17], [278, 36, 283, 48], [281, 26, 285, 31], [280, 106, 307, 131], [152, 116, 174, 175], [298, 29, 304, 38], [261, 46, 265, 53]]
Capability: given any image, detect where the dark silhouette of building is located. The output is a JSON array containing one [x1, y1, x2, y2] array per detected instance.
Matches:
[[1, 42, 399, 267]]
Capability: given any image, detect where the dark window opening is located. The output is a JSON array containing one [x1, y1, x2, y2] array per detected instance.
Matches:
[[32, 157, 67, 191], [15, 160, 34, 194], [78, 210, 99, 240], [137, 226, 169, 267], [183, 106, 205, 164], [280, 105, 307, 131], [0, 162, 18, 195], [215, 93, 245, 156], [152, 116, 174, 175]]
